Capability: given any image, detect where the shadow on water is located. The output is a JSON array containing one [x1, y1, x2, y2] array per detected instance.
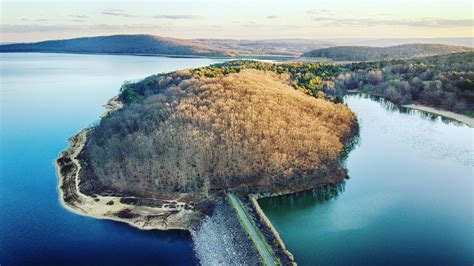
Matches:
[[14, 220, 197, 266], [350, 93, 464, 127], [258, 103, 360, 212], [260, 93, 466, 215], [259, 93, 473, 265], [340, 128, 360, 164], [258, 182, 346, 211]]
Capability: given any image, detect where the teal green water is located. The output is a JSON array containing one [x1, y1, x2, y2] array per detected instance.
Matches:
[[259, 94, 473, 265]]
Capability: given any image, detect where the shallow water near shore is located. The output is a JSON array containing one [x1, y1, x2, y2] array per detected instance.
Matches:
[[259, 94, 473, 265], [0, 53, 226, 265]]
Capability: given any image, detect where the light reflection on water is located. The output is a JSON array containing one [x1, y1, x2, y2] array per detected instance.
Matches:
[[259, 93, 473, 265]]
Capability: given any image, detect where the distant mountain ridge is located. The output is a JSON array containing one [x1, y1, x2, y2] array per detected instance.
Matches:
[[302, 44, 473, 61], [194, 38, 334, 56], [1, 35, 472, 58], [0, 35, 233, 57], [0, 35, 336, 57]]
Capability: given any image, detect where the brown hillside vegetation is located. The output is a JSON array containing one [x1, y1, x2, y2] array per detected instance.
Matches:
[[0, 35, 232, 57], [303, 44, 472, 61], [81, 69, 357, 198]]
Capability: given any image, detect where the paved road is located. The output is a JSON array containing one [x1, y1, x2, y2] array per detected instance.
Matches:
[[228, 193, 276, 266]]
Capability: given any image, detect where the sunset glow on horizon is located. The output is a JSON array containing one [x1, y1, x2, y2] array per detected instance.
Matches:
[[1, 0, 472, 42]]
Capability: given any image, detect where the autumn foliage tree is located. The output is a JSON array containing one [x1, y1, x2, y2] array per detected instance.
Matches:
[[81, 69, 357, 198]]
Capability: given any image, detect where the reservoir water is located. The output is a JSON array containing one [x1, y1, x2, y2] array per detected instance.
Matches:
[[0, 53, 225, 265], [1, 53, 472, 265], [259, 94, 473, 265]]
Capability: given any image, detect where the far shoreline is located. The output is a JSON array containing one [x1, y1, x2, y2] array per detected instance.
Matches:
[[0, 51, 297, 61], [403, 104, 474, 128]]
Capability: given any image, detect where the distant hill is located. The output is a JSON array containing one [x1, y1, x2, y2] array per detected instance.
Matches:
[[0, 35, 335, 57], [2, 36, 472, 59], [0, 35, 232, 57], [194, 39, 334, 56], [302, 44, 473, 61], [319, 38, 474, 48]]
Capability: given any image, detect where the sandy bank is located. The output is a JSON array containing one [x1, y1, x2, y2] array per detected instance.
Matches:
[[403, 104, 474, 128], [55, 97, 199, 231]]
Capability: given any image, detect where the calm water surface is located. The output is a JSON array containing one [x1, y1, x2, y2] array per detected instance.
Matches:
[[259, 94, 473, 265], [0, 53, 225, 265]]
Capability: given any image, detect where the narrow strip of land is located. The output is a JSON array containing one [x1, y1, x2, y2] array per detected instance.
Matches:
[[404, 104, 474, 128], [228, 193, 277, 266]]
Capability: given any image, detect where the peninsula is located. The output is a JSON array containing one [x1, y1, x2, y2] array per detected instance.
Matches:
[[56, 52, 473, 233], [56, 62, 358, 225], [55, 60, 358, 263]]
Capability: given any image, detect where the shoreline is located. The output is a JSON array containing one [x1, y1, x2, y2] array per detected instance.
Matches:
[[54, 97, 199, 231], [403, 104, 474, 128], [0, 51, 297, 61]]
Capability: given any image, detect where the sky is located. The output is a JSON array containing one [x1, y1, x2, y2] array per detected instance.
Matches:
[[1, 0, 473, 42]]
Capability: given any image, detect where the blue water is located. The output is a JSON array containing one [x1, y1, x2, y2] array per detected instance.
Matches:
[[0, 53, 225, 265], [259, 95, 474, 265]]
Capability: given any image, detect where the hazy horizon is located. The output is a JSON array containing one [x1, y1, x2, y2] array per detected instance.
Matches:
[[1, 0, 472, 43], [2, 36, 473, 49]]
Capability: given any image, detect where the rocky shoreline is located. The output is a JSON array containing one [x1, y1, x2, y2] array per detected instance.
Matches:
[[55, 97, 200, 231]]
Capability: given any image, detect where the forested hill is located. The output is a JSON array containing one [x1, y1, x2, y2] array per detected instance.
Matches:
[[0, 35, 232, 57], [0, 35, 335, 57], [302, 44, 473, 61], [81, 66, 357, 198]]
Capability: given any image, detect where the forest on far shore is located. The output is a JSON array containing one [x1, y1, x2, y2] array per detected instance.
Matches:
[[181, 52, 473, 116], [303, 44, 472, 61]]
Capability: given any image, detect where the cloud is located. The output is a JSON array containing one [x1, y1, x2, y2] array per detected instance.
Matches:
[[102, 9, 123, 12], [0, 24, 162, 33], [243, 21, 264, 28], [1, 24, 78, 33], [312, 17, 474, 27], [267, 16, 279, 19], [25, 17, 86, 23], [153, 14, 203, 20], [101, 10, 136, 17], [70, 15, 89, 19], [306, 9, 331, 15]]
